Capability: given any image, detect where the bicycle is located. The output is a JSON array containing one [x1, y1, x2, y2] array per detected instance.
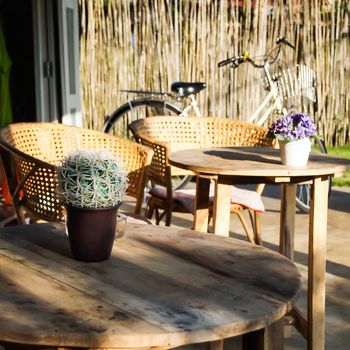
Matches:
[[218, 37, 330, 212], [103, 82, 204, 136], [103, 37, 329, 212]]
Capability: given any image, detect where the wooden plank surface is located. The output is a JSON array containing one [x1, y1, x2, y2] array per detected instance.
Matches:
[[0, 223, 301, 349], [169, 147, 350, 178]]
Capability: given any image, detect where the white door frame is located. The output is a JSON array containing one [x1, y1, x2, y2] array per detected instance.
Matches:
[[32, 0, 81, 126], [32, 0, 58, 122], [57, 0, 82, 126]]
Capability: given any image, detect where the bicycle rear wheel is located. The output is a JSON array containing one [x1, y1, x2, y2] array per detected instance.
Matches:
[[103, 98, 182, 138], [295, 136, 331, 212], [103, 98, 191, 190]]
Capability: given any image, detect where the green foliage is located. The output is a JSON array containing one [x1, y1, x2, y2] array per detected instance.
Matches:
[[58, 150, 128, 208], [332, 177, 350, 187], [327, 146, 350, 187]]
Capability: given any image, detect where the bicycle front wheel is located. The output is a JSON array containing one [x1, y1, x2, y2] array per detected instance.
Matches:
[[103, 98, 182, 139], [295, 136, 331, 212]]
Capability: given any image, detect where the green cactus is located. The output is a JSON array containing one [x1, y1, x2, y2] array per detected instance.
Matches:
[[58, 150, 128, 209]]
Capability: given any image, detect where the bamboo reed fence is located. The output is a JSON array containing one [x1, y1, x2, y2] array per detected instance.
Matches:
[[79, 0, 350, 146]]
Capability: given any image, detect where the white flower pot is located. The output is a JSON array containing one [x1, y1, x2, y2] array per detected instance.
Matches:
[[278, 138, 311, 167]]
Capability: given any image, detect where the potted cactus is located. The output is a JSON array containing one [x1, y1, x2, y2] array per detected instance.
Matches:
[[58, 149, 128, 262]]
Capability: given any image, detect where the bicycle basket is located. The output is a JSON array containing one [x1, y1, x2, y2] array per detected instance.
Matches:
[[272, 64, 317, 103]]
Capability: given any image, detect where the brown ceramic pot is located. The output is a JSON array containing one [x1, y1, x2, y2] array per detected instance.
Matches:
[[65, 205, 119, 262]]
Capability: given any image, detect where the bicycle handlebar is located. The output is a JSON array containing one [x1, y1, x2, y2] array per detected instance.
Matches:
[[218, 53, 246, 68], [276, 37, 295, 50], [218, 37, 295, 69]]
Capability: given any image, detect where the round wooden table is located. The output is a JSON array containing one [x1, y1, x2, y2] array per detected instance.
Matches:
[[169, 146, 350, 350], [0, 222, 301, 350]]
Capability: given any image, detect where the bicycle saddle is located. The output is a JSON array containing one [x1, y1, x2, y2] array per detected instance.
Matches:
[[171, 82, 206, 97]]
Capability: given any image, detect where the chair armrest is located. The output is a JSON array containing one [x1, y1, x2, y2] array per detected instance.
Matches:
[[0, 141, 63, 223]]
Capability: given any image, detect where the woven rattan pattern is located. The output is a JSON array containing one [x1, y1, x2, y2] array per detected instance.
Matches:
[[129, 116, 275, 187], [0, 123, 153, 223]]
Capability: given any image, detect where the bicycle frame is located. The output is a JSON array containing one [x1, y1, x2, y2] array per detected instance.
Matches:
[[247, 63, 287, 126], [120, 88, 202, 118], [179, 94, 202, 117]]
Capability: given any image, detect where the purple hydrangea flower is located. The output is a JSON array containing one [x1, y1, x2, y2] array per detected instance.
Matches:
[[270, 113, 317, 141]]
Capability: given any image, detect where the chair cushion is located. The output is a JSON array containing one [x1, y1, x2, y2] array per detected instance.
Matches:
[[149, 185, 265, 214], [229, 186, 265, 212]]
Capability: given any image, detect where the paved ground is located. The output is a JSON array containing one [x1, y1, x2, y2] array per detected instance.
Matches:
[[1, 184, 349, 349]]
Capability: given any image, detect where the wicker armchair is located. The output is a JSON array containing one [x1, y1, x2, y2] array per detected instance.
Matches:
[[0, 122, 153, 224], [129, 116, 276, 244]]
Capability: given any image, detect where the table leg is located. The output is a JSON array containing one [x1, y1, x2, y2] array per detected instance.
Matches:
[[279, 183, 296, 259], [209, 339, 223, 350], [212, 177, 232, 237], [307, 176, 328, 350], [264, 321, 284, 350], [193, 176, 211, 232], [242, 329, 265, 350]]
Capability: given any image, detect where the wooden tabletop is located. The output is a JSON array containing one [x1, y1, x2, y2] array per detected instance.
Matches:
[[0, 223, 301, 349], [169, 146, 350, 350], [169, 147, 350, 178]]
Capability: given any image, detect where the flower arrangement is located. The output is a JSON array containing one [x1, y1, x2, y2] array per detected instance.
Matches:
[[57, 150, 128, 209], [270, 113, 317, 142]]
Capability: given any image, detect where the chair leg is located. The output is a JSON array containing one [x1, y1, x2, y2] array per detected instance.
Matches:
[[152, 206, 171, 226], [145, 199, 155, 221], [254, 211, 262, 245], [235, 211, 256, 244], [165, 209, 172, 226], [157, 210, 168, 225], [207, 212, 213, 233], [145, 196, 173, 226], [0, 154, 13, 206], [14, 204, 26, 225], [248, 210, 262, 245], [154, 208, 161, 224]]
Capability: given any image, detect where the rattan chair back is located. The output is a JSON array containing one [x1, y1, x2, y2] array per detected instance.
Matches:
[[0, 123, 153, 223], [130, 116, 275, 145], [129, 116, 275, 187]]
